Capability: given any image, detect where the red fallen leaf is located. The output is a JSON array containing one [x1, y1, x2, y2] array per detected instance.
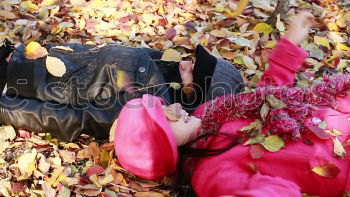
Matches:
[[332, 57, 341, 68], [85, 165, 105, 177], [165, 28, 176, 40], [308, 126, 331, 139], [311, 163, 340, 178], [157, 18, 167, 27], [11, 182, 26, 193], [249, 144, 265, 159], [17, 129, 31, 139]]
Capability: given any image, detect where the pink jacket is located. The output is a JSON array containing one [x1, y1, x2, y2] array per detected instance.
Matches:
[[191, 38, 350, 197]]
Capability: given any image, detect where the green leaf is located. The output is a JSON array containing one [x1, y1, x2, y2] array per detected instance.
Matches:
[[170, 82, 181, 90], [318, 121, 327, 130], [260, 103, 269, 121], [239, 120, 262, 132], [57, 186, 71, 197], [244, 134, 266, 145], [234, 56, 244, 65], [266, 94, 286, 108], [261, 135, 285, 152]]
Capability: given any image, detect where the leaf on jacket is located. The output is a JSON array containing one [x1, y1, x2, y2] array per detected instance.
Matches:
[[169, 82, 181, 90], [260, 103, 269, 121], [266, 94, 286, 108], [261, 135, 285, 152], [325, 128, 342, 136], [244, 134, 266, 145], [249, 144, 265, 159], [239, 119, 262, 132], [253, 23, 273, 36], [318, 121, 328, 130], [308, 126, 331, 139], [45, 56, 66, 77], [311, 163, 340, 178], [25, 41, 48, 60], [161, 48, 182, 62], [333, 137, 347, 158]]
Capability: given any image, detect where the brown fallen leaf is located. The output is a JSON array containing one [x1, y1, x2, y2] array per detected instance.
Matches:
[[77, 147, 92, 160], [89, 142, 101, 165], [59, 150, 76, 164]]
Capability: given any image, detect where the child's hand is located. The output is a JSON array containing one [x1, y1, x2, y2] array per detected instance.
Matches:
[[284, 11, 315, 45]]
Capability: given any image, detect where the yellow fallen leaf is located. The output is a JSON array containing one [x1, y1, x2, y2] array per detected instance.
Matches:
[[336, 18, 347, 28], [25, 41, 48, 60], [327, 22, 339, 32], [45, 167, 64, 187], [18, 149, 37, 179], [253, 23, 273, 36], [261, 135, 285, 152], [161, 48, 182, 62], [210, 29, 227, 37], [230, 0, 249, 17], [100, 149, 110, 169], [314, 36, 331, 49], [40, 0, 57, 7], [311, 163, 340, 178], [20, 1, 38, 11], [45, 56, 66, 77], [336, 43, 350, 51], [264, 40, 276, 48], [0, 10, 17, 19], [333, 137, 347, 158]]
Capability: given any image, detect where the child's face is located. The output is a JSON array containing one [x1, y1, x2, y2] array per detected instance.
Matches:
[[163, 103, 202, 146]]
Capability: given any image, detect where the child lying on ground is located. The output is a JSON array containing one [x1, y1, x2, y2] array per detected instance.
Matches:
[[114, 12, 350, 196]]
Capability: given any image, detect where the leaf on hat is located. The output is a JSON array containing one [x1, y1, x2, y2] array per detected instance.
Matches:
[[244, 134, 266, 145], [46, 56, 66, 77], [261, 135, 285, 152], [25, 41, 48, 60], [249, 144, 265, 159], [239, 120, 262, 132], [325, 128, 342, 137], [266, 94, 286, 108], [314, 36, 331, 50], [253, 23, 273, 36], [311, 163, 340, 178], [243, 56, 257, 70], [161, 49, 182, 62], [333, 137, 347, 158]]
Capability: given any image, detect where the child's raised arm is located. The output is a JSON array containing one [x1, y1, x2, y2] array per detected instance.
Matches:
[[258, 12, 315, 87]]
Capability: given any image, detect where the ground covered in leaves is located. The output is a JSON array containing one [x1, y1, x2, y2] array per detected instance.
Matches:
[[1, 0, 350, 196]]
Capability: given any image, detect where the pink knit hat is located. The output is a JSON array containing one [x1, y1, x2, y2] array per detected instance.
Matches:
[[114, 94, 178, 180]]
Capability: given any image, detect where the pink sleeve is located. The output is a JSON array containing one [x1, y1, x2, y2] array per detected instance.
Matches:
[[258, 38, 308, 87], [193, 163, 301, 197]]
